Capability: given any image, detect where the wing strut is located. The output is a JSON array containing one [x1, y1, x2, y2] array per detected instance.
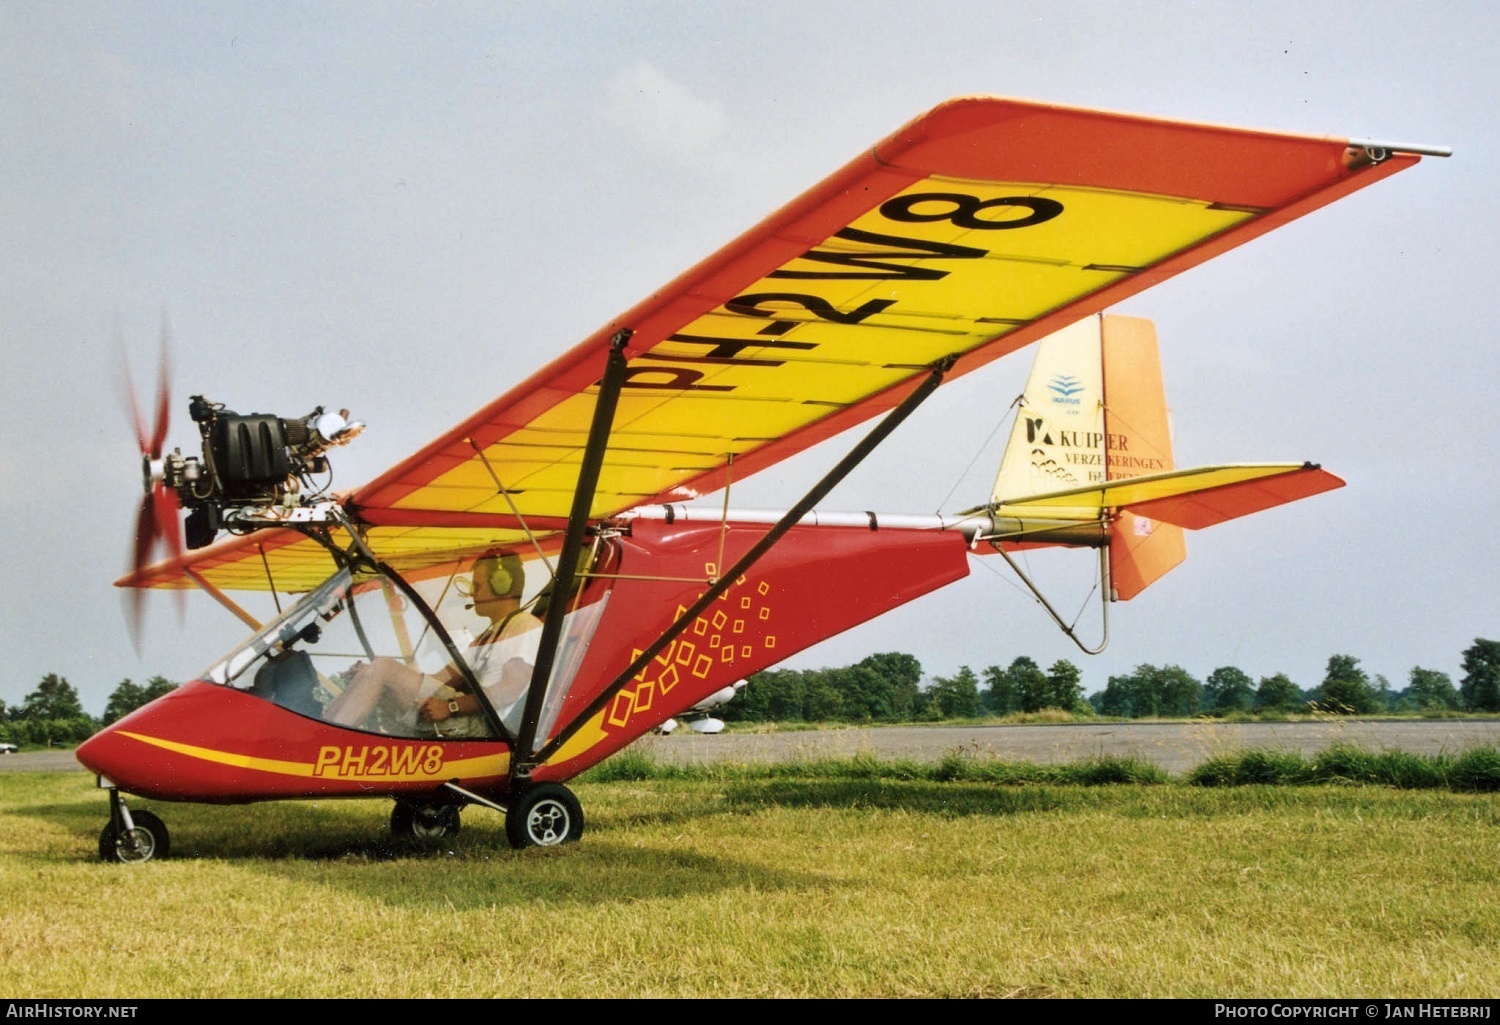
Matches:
[[183, 567, 263, 631], [466, 437, 557, 579], [529, 354, 960, 770], [512, 329, 633, 777]]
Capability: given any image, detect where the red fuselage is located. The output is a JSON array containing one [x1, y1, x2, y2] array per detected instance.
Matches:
[[78, 519, 970, 803]]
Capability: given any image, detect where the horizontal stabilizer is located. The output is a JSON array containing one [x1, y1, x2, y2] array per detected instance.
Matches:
[[999, 462, 1343, 528], [1115, 463, 1343, 530]]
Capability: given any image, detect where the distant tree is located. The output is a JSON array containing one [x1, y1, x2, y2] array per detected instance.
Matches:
[[1043, 660, 1084, 712], [1097, 672, 1139, 717], [1407, 667, 1460, 711], [731, 653, 925, 723], [1460, 639, 1500, 712], [770, 670, 810, 722], [1016, 658, 1049, 713], [827, 666, 879, 721], [980, 658, 1081, 714], [984, 657, 1046, 714], [981, 663, 1019, 715], [1254, 673, 1303, 712], [7, 673, 96, 746], [102, 680, 145, 726], [852, 653, 923, 720], [1372, 674, 1395, 713], [729, 668, 806, 722], [802, 670, 845, 722], [1319, 655, 1378, 714], [102, 676, 176, 726], [1154, 665, 1203, 717], [1204, 666, 1255, 715], [856, 652, 922, 689], [928, 666, 981, 719], [19, 673, 86, 720], [1095, 664, 1199, 718], [1124, 665, 1167, 717]]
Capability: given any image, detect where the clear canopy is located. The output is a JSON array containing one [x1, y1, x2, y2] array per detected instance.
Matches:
[[201, 555, 609, 750]]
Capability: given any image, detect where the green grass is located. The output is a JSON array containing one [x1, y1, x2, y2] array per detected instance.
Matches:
[[5, 750, 1500, 998], [1187, 743, 1500, 791], [584, 746, 1167, 786], [598, 743, 1500, 792]]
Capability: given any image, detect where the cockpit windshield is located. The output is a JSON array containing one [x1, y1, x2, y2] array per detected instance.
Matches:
[[200, 565, 499, 740]]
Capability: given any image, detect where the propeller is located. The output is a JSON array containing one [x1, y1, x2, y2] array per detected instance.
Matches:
[[120, 312, 185, 645]]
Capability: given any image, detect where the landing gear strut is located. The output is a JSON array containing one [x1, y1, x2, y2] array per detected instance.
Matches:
[[99, 788, 169, 863]]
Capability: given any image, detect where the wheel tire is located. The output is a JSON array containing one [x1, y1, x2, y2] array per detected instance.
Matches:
[[390, 801, 461, 841], [98, 810, 169, 863], [505, 783, 583, 849]]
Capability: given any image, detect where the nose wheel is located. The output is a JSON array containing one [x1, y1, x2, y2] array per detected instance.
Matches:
[[99, 789, 169, 863]]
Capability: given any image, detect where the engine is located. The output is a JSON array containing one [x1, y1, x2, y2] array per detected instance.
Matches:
[[152, 396, 364, 549]]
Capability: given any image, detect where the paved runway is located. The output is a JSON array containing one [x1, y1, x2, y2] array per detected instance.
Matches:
[[635, 718, 1500, 776], [8, 718, 1499, 778]]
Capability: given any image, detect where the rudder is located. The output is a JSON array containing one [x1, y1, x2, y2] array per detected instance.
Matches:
[[1099, 316, 1185, 600]]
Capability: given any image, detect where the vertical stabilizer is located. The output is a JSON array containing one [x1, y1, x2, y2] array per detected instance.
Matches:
[[991, 316, 1107, 511], [1099, 316, 1185, 600], [990, 314, 1186, 599]]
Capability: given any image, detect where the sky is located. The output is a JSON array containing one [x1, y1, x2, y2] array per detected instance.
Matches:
[[3, 2, 1496, 716]]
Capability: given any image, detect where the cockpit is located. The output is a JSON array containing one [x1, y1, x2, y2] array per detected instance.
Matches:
[[200, 552, 610, 746]]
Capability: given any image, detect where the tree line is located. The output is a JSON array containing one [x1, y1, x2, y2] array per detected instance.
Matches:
[[1096, 642, 1500, 717], [0, 674, 174, 747], [3, 639, 1497, 747], [722, 638, 1500, 723]]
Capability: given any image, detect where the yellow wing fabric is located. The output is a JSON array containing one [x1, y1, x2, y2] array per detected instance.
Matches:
[[122, 521, 546, 593], [121, 97, 1417, 593]]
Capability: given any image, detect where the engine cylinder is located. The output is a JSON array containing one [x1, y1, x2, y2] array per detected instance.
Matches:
[[213, 414, 292, 488]]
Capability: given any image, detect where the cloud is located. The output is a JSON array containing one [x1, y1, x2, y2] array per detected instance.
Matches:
[[603, 62, 727, 168]]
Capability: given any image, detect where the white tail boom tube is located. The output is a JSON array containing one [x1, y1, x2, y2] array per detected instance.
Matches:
[[620, 505, 1106, 547]]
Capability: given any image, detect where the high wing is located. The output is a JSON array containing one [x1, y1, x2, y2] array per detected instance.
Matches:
[[120, 96, 1427, 594]]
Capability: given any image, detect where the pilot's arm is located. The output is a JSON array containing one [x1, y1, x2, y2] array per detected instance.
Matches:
[[418, 658, 530, 723], [419, 690, 474, 722]]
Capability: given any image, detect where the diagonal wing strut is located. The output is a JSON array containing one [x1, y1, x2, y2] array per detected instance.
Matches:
[[527, 353, 959, 771]]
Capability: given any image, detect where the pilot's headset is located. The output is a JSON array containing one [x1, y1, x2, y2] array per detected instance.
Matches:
[[469, 550, 525, 600]]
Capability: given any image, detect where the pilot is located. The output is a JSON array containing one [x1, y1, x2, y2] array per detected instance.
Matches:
[[323, 551, 543, 737]]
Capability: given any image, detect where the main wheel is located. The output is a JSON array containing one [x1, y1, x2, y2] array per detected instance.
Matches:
[[98, 809, 169, 863], [505, 783, 584, 848], [390, 801, 461, 841]]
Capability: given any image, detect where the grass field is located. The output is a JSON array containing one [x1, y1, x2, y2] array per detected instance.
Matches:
[[4, 752, 1499, 998]]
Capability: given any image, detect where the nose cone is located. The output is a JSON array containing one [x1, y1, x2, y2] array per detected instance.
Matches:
[[75, 680, 231, 799], [75, 725, 128, 782], [76, 685, 185, 787]]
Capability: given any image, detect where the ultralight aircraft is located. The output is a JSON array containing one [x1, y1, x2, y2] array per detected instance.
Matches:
[[78, 96, 1448, 861]]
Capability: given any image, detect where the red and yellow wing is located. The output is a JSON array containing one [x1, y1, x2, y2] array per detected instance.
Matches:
[[121, 96, 1421, 593]]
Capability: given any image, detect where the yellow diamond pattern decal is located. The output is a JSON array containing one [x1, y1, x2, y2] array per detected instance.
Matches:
[[603, 571, 779, 736]]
